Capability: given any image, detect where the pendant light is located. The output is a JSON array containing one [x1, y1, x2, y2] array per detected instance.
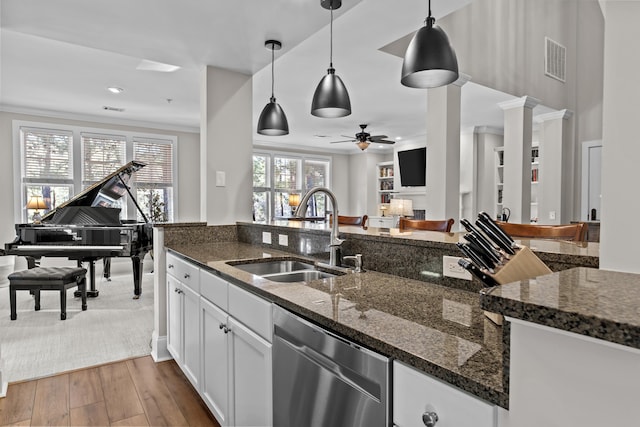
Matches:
[[311, 0, 351, 118], [401, 0, 459, 88], [257, 40, 289, 136]]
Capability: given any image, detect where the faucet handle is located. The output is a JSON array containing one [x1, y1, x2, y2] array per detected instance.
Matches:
[[343, 253, 363, 273]]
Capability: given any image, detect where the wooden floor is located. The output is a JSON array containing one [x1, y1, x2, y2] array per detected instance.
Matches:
[[0, 356, 221, 427]]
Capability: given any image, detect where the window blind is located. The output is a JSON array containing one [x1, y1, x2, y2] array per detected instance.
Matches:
[[134, 139, 173, 185], [22, 128, 72, 179], [81, 133, 126, 182]]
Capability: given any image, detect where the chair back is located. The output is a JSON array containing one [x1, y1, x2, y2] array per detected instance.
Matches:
[[496, 221, 588, 242], [399, 218, 455, 232], [329, 214, 368, 228]]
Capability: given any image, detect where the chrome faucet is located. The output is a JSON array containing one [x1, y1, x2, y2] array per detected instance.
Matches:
[[294, 186, 343, 266]]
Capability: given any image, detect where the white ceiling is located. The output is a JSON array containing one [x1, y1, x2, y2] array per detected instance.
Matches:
[[0, 0, 540, 154]]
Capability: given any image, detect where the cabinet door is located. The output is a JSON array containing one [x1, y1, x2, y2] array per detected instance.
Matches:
[[167, 275, 182, 363], [200, 297, 230, 427], [228, 317, 273, 427], [393, 361, 496, 427], [182, 284, 200, 390]]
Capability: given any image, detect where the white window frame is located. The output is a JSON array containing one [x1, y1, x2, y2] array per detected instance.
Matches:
[[252, 149, 332, 221], [12, 120, 178, 223]]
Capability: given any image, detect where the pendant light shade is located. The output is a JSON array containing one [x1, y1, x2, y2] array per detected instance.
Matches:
[[401, 0, 459, 88], [311, 0, 351, 118], [257, 40, 289, 136]]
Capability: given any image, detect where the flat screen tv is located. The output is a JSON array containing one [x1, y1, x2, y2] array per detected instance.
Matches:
[[397, 147, 426, 187]]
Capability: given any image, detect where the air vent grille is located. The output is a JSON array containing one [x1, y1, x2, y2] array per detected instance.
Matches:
[[545, 37, 566, 82]]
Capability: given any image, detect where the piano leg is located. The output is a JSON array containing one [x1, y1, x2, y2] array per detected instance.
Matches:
[[103, 257, 112, 281], [131, 254, 145, 299], [74, 260, 99, 298]]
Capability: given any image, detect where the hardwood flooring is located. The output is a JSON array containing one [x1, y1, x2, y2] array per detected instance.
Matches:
[[0, 356, 220, 427]]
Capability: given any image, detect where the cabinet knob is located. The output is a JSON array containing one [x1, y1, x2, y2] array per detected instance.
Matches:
[[422, 412, 438, 427], [219, 323, 230, 334], [184, 273, 190, 279], [174, 288, 179, 293], [219, 323, 225, 329], [168, 264, 174, 268]]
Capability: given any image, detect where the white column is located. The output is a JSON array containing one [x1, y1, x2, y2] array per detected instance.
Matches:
[[473, 126, 504, 219], [498, 96, 539, 224], [151, 226, 171, 362], [200, 66, 253, 225], [536, 110, 574, 224], [600, 1, 640, 272], [425, 75, 470, 223], [0, 343, 7, 397]]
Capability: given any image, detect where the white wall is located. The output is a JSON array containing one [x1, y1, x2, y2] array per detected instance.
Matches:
[[0, 110, 201, 245], [600, 1, 640, 272], [349, 151, 389, 217]]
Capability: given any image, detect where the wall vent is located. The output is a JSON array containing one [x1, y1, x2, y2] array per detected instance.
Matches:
[[545, 37, 566, 82]]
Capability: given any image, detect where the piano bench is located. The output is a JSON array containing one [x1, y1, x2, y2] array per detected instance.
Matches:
[[9, 267, 88, 321]]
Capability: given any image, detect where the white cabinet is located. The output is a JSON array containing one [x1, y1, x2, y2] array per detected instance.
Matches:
[[197, 266, 273, 427], [228, 316, 272, 427], [393, 361, 496, 427], [166, 254, 201, 389], [200, 296, 231, 426]]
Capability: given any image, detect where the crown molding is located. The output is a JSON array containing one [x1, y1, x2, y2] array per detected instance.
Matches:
[[473, 125, 504, 136], [535, 109, 574, 123], [498, 95, 541, 111]]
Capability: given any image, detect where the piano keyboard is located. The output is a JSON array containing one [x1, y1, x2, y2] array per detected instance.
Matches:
[[12, 245, 124, 252]]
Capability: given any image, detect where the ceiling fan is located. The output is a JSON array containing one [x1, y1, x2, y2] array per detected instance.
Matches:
[[330, 124, 395, 151]]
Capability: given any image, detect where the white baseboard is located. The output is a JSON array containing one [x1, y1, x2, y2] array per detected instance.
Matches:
[[151, 333, 172, 362]]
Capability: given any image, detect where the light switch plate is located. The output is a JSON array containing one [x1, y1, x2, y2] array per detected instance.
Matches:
[[262, 232, 271, 244], [278, 234, 288, 246], [443, 256, 472, 280], [216, 171, 226, 187], [549, 211, 556, 220]]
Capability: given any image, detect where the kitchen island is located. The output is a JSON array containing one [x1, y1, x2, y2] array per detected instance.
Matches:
[[153, 221, 639, 427]]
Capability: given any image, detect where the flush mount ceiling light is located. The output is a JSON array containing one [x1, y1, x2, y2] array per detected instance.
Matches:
[[401, 0, 459, 88], [311, 0, 351, 118], [257, 40, 289, 136], [107, 86, 124, 94]]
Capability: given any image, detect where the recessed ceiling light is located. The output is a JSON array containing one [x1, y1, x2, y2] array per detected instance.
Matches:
[[107, 87, 124, 94], [395, 136, 402, 140]]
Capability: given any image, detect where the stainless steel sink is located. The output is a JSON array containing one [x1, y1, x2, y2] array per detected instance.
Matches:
[[231, 260, 315, 276], [227, 258, 344, 283], [263, 270, 336, 283]]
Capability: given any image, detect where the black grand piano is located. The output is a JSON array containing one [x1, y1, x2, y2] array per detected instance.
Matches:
[[4, 160, 153, 299]]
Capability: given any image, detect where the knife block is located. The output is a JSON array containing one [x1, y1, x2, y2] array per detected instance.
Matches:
[[484, 246, 552, 325]]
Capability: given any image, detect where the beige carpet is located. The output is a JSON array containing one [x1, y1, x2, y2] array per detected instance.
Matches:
[[0, 268, 154, 382]]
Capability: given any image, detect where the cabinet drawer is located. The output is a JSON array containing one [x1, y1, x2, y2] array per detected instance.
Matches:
[[393, 361, 496, 427], [200, 269, 228, 311], [167, 252, 200, 292], [228, 285, 272, 343]]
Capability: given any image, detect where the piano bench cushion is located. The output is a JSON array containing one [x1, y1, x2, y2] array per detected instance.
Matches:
[[9, 267, 87, 285]]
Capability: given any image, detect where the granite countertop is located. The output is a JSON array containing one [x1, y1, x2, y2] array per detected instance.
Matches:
[[167, 241, 508, 408], [480, 267, 640, 350]]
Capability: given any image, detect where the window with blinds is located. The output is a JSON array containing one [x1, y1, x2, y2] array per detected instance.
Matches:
[[17, 122, 176, 223], [81, 133, 126, 184], [23, 128, 73, 181], [134, 138, 174, 222]]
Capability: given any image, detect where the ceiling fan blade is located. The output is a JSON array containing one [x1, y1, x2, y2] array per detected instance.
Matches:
[[330, 139, 355, 144], [374, 140, 396, 144], [369, 135, 389, 140]]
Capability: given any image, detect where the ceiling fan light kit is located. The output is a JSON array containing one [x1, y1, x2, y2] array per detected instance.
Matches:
[[311, 0, 352, 118], [257, 40, 289, 136], [401, 0, 459, 88]]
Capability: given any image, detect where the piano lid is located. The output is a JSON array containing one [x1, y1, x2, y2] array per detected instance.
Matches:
[[41, 160, 146, 222]]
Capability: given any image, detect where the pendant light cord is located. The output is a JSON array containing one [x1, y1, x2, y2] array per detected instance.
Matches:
[[329, 6, 334, 68], [271, 44, 275, 100]]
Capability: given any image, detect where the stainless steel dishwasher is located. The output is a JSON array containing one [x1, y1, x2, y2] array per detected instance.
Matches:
[[273, 305, 390, 427]]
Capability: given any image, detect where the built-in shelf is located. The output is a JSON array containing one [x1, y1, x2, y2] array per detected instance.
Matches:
[[495, 145, 540, 222]]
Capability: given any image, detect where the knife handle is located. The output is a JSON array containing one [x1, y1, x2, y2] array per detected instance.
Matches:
[[479, 211, 516, 246], [456, 242, 495, 274], [464, 232, 502, 265], [475, 218, 516, 256], [458, 258, 501, 287]]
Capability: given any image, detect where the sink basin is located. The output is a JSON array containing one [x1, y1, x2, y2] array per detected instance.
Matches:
[[263, 270, 336, 283], [227, 257, 345, 283], [231, 259, 315, 276]]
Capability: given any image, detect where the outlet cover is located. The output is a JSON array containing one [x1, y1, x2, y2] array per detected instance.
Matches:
[[262, 232, 271, 244], [278, 234, 288, 246], [443, 256, 472, 280], [549, 211, 556, 220]]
